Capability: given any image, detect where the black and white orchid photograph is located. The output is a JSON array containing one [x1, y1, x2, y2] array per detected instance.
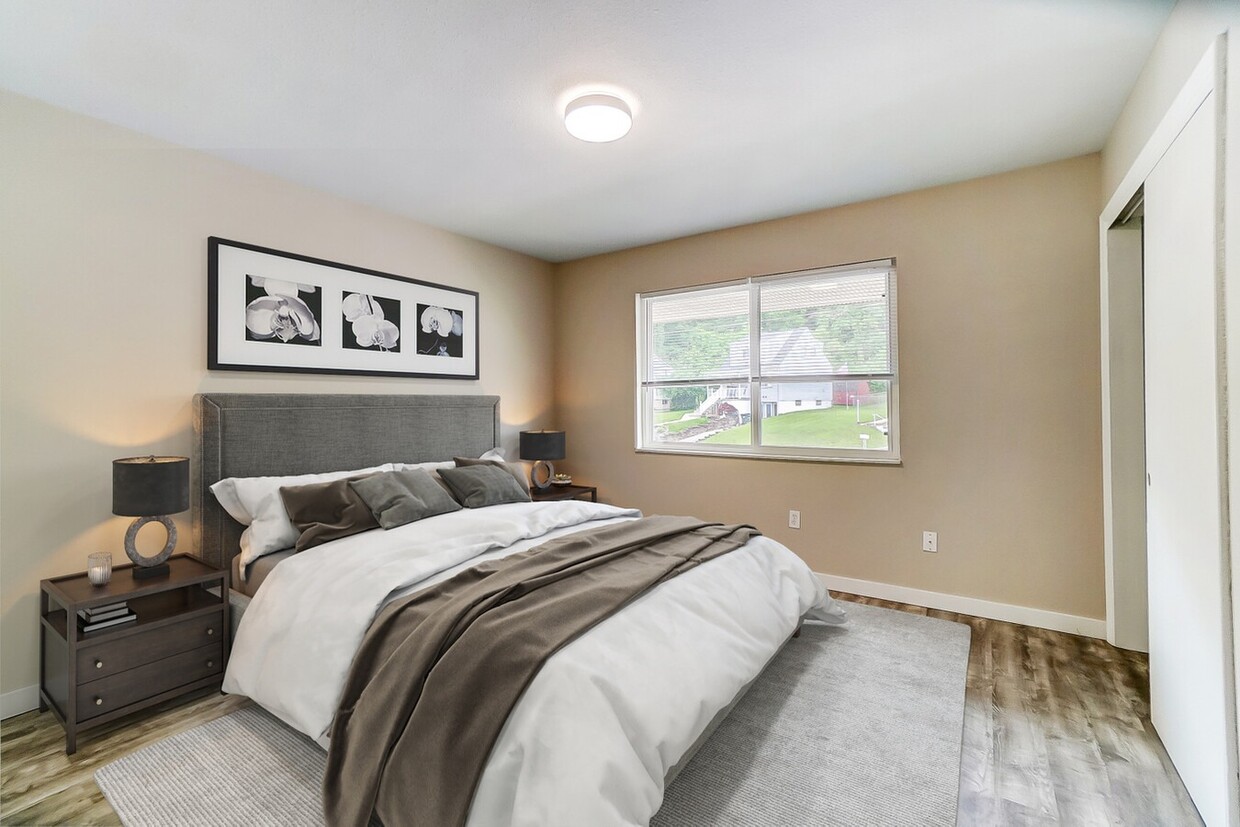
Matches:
[[244, 275, 322, 346], [210, 237, 477, 379], [342, 292, 401, 352], [416, 304, 463, 357]]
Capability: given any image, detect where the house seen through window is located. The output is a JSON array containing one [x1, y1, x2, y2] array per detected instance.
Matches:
[[636, 259, 899, 462]]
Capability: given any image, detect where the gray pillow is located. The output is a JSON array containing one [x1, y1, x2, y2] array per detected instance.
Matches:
[[439, 464, 532, 508], [453, 456, 530, 495], [349, 469, 462, 529]]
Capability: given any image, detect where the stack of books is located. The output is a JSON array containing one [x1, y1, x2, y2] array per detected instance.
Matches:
[[78, 601, 137, 633]]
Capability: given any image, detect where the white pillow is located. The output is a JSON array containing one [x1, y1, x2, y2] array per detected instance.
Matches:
[[210, 464, 394, 567], [210, 481, 251, 525], [393, 459, 456, 475], [391, 450, 503, 476]]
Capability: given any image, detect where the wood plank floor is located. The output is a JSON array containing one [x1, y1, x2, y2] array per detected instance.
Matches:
[[0, 690, 249, 826], [0, 593, 1203, 825], [837, 593, 1203, 826]]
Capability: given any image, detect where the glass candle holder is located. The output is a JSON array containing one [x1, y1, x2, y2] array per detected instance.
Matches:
[[87, 552, 112, 586]]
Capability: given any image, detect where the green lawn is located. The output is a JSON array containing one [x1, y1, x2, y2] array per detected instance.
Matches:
[[703, 404, 888, 450], [663, 416, 707, 433], [655, 408, 696, 424]]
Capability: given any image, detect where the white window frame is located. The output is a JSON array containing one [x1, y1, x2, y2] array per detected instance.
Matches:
[[635, 259, 900, 464]]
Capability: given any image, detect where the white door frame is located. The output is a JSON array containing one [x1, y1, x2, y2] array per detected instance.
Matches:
[[1100, 38, 1220, 650], [1099, 33, 1239, 825], [1229, 27, 1240, 780]]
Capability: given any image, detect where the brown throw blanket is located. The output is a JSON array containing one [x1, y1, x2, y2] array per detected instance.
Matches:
[[322, 515, 759, 827]]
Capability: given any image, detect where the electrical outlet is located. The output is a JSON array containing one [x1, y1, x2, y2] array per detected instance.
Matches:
[[922, 531, 938, 553], [788, 510, 801, 529]]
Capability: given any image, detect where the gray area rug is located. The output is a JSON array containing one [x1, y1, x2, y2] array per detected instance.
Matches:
[[651, 602, 970, 826], [96, 602, 969, 826]]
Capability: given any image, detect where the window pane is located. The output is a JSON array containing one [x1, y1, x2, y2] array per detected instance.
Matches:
[[648, 286, 750, 382], [637, 259, 899, 462], [754, 380, 890, 450], [647, 385, 752, 445], [759, 272, 890, 376]]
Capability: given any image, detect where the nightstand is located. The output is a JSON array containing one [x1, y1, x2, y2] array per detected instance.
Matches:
[[39, 554, 228, 754], [530, 483, 598, 503]]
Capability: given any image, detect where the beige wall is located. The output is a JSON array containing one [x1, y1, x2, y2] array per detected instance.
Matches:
[[1102, 0, 1239, 201], [0, 92, 555, 698], [554, 154, 1104, 619]]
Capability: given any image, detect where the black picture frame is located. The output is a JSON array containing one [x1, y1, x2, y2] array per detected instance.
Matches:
[[207, 237, 480, 380]]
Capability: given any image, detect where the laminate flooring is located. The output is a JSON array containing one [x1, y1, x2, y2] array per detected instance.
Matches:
[[840, 593, 1203, 826], [0, 592, 1203, 825]]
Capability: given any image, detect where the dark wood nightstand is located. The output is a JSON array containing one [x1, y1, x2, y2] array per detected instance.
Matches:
[[39, 554, 228, 754], [530, 483, 598, 502]]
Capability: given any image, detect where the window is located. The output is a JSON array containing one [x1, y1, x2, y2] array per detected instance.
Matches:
[[636, 259, 899, 462]]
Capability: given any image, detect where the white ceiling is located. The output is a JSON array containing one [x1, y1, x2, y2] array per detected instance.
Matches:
[[0, 1, 1172, 262]]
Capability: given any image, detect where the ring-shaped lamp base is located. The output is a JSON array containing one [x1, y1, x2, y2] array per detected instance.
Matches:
[[124, 515, 175, 580], [529, 460, 556, 490]]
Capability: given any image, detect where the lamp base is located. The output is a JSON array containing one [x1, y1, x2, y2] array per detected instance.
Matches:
[[132, 563, 171, 580], [124, 515, 177, 573], [529, 460, 555, 490]]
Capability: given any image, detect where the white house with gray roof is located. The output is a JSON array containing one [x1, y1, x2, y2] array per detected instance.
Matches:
[[693, 328, 834, 421]]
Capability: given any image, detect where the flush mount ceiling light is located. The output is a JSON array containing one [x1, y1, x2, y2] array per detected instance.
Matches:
[[564, 93, 632, 143]]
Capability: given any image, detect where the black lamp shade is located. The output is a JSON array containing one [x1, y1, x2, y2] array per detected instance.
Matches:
[[519, 431, 566, 462], [112, 456, 190, 517]]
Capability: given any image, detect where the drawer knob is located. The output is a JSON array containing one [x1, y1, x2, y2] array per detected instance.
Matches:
[[207, 660, 214, 669], [94, 697, 103, 706], [206, 628, 214, 636], [94, 660, 103, 669]]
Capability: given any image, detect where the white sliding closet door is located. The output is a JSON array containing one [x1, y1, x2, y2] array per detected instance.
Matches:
[[1144, 91, 1237, 827]]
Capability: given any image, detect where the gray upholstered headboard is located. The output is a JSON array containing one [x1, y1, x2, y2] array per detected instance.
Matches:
[[192, 393, 501, 570]]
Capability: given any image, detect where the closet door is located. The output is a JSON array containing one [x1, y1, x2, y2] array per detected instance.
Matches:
[[1144, 90, 1237, 826]]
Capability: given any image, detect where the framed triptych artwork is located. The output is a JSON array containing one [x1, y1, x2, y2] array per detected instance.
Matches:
[[207, 237, 479, 379]]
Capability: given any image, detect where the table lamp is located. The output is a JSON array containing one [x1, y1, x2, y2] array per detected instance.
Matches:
[[113, 455, 190, 580], [519, 430, 566, 490]]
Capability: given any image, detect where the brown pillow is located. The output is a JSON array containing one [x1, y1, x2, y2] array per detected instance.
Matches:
[[279, 474, 380, 552], [453, 456, 529, 495]]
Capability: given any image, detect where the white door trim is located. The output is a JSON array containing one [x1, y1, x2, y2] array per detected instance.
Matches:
[[1100, 33, 1239, 824], [1100, 39, 1219, 651]]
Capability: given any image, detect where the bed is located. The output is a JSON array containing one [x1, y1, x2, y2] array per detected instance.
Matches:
[[192, 392, 843, 826]]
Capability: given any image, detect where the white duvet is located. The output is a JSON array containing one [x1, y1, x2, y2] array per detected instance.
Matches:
[[224, 501, 844, 826]]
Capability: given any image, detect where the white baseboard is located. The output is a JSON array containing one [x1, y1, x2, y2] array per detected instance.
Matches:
[[819, 573, 1107, 639], [1, 685, 39, 720]]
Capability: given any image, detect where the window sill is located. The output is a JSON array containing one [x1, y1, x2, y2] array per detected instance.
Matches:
[[635, 446, 902, 465]]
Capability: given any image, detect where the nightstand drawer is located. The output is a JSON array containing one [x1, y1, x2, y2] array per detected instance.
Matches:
[[77, 642, 222, 722], [76, 613, 224, 683]]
